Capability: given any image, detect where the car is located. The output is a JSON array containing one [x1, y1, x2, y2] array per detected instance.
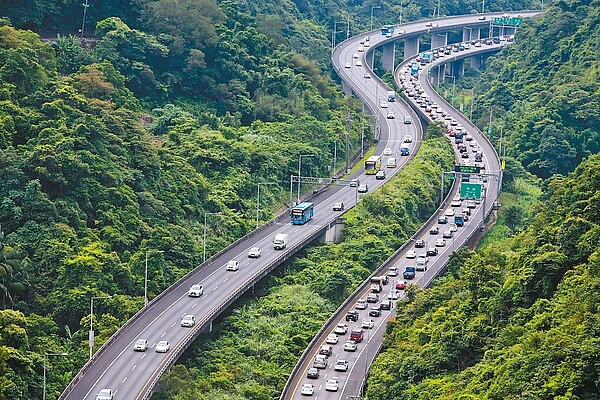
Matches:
[[427, 247, 438, 256], [383, 147, 393, 156], [478, 15, 486, 20], [451, 118, 458, 126], [325, 378, 340, 392], [343, 340, 358, 351], [415, 239, 425, 248], [358, 184, 369, 193], [364, 73, 371, 79], [334, 323, 348, 335], [366, 293, 379, 303], [387, 290, 401, 300], [435, 238, 446, 247], [364, 41, 370, 47], [355, 60, 363, 66], [352, 52, 359, 59], [326, 333, 339, 344], [226, 260, 239, 271], [406, 249, 417, 258], [449, 223, 458, 233], [400, 146, 410, 156], [387, 111, 395, 119], [403, 266, 416, 279], [345, 62, 351, 68], [380, 300, 392, 310], [466, 200, 476, 209], [334, 359, 349, 372], [443, 229, 453, 238], [425, 21, 433, 27], [346, 310, 359, 322], [247, 247, 261, 258], [451, 198, 462, 207], [460, 212, 469, 221], [301, 383, 315, 396], [188, 284, 204, 297], [134, 339, 148, 352], [461, 152, 469, 159], [388, 266, 399, 276], [313, 354, 328, 369], [396, 280, 408, 290], [155, 340, 170, 353], [355, 299, 368, 310], [96, 389, 114, 400], [307, 367, 319, 379], [362, 318, 375, 329], [333, 202, 345, 211], [358, 45, 365, 52], [386, 158, 397, 168], [380, 100, 388, 108], [349, 179, 359, 187], [181, 314, 195, 327], [417, 254, 428, 265], [438, 216, 448, 224], [319, 344, 333, 357], [376, 170, 386, 180], [430, 226, 439, 234], [369, 307, 382, 317], [445, 208, 455, 217], [462, 208, 471, 216], [403, 134, 413, 143]]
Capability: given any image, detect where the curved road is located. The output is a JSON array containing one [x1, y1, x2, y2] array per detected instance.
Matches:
[[283, 11, 541, 400]]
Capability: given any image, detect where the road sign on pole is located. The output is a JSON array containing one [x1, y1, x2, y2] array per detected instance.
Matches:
[[460, 182, 482, 199]]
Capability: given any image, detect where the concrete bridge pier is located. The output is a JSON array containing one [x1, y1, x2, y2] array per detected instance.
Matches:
[[451, 59, 465, 77], [325, 219, 345, 243], [382, 42, 396, 71], [403, 37, 420, 59], [470, 54, 481, 69], [431, 33, 447, 50], [342, 81, 353, 96]]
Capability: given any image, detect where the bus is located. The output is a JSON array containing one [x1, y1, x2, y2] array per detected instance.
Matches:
[[381, 25, 395, 35], [291, 202, 314, 225], [365, 155, 382, 174]]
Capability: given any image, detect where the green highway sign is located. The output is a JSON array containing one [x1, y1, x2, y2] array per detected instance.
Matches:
[[454, 165, 482, 173], [493, 17, 523, 26], [461, 182, 482, 199]]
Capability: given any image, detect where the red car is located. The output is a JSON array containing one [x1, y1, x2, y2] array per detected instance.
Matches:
[[396, 280, 408, 290]]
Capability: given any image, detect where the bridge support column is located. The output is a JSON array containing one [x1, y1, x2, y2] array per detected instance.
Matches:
[[470, 54, 481, 69], [431, 33, 447, 50], [431, 65, 445, 85], [451, 59, 465, 77], [463, 28, 471, 42], [403, 37, 419, 59], [381, 42, 395, 71], [342, 81, 353, 96], [325, 219, 345, 244], [473, 28, 481, 40]]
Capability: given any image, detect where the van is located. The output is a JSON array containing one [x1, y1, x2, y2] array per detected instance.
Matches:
[[404, 115, 412, 124], [273, 233, 289, 250], [386, 158, 397, 168]]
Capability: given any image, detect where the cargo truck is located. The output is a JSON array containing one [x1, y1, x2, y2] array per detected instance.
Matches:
[[273, 233, 289, 250]]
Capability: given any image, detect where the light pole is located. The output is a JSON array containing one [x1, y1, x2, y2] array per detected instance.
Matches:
[[89, 295, 111, 360], [43, 352, 68, 400], [363, 114, 377, 157], [400, 0, 403, 25], [80, 0, 90, 39], [145, 250, 164, 307], [332, 20, 343, 51], [297, 154, 315, 202], [256, 182, 277, 228], [203, 212, 223, 263], [370, 5, 381, 31]]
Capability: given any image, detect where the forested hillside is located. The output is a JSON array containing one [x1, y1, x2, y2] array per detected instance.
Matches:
[[366, 153, 600, 399], [470, 0, 600, 178]]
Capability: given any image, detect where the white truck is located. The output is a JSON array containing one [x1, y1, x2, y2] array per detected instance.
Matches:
[[273, 233, 289, 250]]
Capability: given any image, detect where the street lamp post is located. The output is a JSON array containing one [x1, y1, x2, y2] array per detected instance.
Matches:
[[89, 295, 112, 360], [297, 154, 315, 202], [80, 0, 89, 39], [370, 5, 381, 31], [43, 352, 68, 400], [203, 212, 223, 263], [145, 250, 164, 307], [256, 182, 277, 228], [332, 20, 343, 51]]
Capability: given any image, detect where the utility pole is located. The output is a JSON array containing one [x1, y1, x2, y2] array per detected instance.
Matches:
[[80, 0, 90, 39], [346, 112, 351, 173]]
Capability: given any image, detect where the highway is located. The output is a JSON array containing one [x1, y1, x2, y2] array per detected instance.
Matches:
[[282, 11, 541, 400], [60, 28, 422, 400]]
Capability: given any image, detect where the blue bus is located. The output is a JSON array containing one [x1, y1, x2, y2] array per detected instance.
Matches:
[[291, 202, 315, 225], [381, 25, 395, 35]]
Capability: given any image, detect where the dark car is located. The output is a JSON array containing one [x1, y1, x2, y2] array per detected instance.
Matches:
[[403, 266, 416, 279], [369, 307, 382, 317], [429, 226, 439, 234], [380, 300, 392, 310], [415, 239, 425, 248], [438, 216, 448, 224], [366, 293, 379, 303], [427, 247, 438, 256], [307, 367, 320, 379], [345, 310, 359, 322]]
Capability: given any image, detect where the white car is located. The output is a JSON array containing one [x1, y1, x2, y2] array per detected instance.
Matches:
[[386, 111, 395, 119], [301, 383, 315, 396], [383, 147, 393, 156], [226, 260, 239, 271], [388, 266, 399, 276], [188, 284, 203, 297], [133, 339, 148, 352], [444, 208, 455, 217], [406, 249, 416, 259], [387, 290, 401, 300], [356, 299, 368, 310], [96, 389, 113, 400], [345, 62, 351, 68], [403, 134, 412, 143], [364, 73, 371, 79], [380, 100, 388, 108], [248, 247, 261, 258], [435, 238, 446, 247], [451, 198, 462, 207], [358, 46, 364, 52], [361, 318, 375, 329], [155, 340, 170, 353], [181, 314, 195, 327], [326, 333, 339, 344], [343, 340, 357, 351], [334, 359, 349, 372], [325, 378, 340, 392], [355, 60, 363, 66], [334, 323, 348, 335]]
